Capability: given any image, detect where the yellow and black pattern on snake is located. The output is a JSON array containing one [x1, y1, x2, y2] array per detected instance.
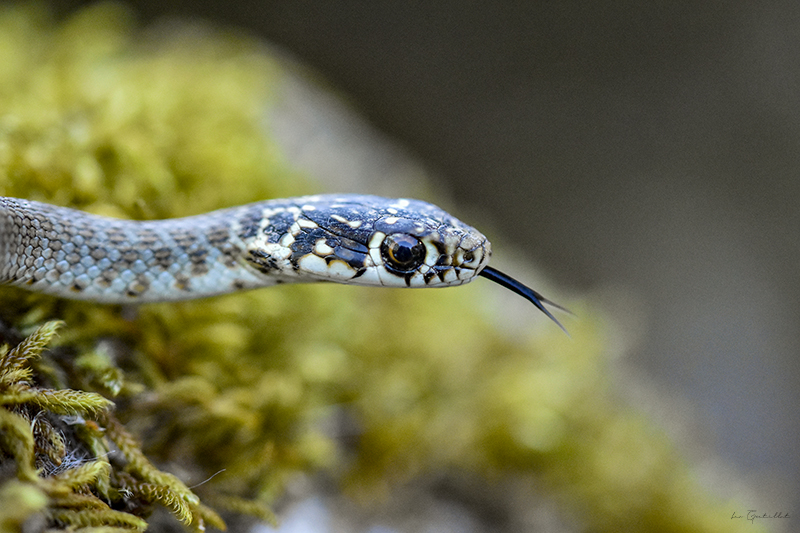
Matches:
[[0, 195, 487, 302], [0, 194, 566, 330]]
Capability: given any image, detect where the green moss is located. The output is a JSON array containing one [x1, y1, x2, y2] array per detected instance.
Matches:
[[0, 3, 761, 532]]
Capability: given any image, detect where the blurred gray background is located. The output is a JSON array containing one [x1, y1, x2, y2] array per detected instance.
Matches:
[[57, 0, 800, 517]]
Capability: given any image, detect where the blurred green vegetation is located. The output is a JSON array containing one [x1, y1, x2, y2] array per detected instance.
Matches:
[[0, 3, 762, 532]]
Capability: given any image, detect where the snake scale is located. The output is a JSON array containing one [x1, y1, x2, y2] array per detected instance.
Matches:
[[0, 194, 566, 331]]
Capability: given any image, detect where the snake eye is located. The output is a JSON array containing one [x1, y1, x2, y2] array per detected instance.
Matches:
[[381, 233, 426, 273]]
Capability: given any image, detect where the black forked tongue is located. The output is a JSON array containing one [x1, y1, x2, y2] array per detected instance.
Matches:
[[479, 266, 570, 335]]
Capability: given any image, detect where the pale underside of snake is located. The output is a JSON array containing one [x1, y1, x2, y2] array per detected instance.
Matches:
[[0, 194, 567, 332]]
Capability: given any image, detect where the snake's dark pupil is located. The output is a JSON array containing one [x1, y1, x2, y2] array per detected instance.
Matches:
[[394, 246, 412, 263], [381, 233, 426, 273]]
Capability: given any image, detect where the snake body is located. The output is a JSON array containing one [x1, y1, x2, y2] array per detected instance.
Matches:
[[0, 195, 490, 304]]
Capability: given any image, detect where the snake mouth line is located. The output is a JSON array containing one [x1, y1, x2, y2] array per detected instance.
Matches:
[[478, 266, 570, 335]]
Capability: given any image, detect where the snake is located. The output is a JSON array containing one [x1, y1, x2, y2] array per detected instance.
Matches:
[[0, 194, 566, 331]]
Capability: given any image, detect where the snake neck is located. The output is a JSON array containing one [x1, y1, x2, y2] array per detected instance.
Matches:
[[0, 198, 278, 303]]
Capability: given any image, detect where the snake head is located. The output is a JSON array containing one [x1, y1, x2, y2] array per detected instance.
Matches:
[[242, 194, 567, 333], [244, 195, 491, 288]]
